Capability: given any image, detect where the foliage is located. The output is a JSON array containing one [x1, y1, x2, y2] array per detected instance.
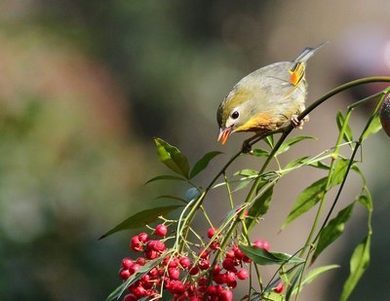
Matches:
[[103, 83, 390, 300]]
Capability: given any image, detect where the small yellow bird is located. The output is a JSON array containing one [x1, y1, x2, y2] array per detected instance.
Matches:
[[217, 43, 326, 145]]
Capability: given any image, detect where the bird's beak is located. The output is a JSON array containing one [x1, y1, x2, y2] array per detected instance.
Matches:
[[217, 127, 232, 145]]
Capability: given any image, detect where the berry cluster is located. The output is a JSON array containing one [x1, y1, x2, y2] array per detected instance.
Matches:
[[119, 224, 273, 300]]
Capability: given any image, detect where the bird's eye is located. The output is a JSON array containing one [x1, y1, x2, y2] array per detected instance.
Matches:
[[231, 111, 239, 119]]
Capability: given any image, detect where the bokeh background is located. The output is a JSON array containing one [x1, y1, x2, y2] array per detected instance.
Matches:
[[0, 1, 389, 300]]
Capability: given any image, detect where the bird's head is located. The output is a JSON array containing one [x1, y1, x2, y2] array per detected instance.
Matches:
[[217, 86, 254, 144]]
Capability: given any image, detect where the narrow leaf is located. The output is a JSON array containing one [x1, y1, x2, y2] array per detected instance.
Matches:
[[312, 203, 354, 262], [336, 111, 353, 143], [246, 184, 274, 230], [283, 177, 327, 228], [189, 151, 222, 178], [340, 235, 371, 301], [234, 169, 258, 177], [329, 158, 350, 186], [358, 187, 373, 212], [362, 113, 382, 141], [276, 136, 315, 155], [265, 135, 274, 148], [284, 156, 310, 170], [154, 138, 190, 178], [145, 175, 186, 184], [239, 245, 304, 265], [308, 160, 330, 170], [291, 265, 339, 295], [155, 195, 187, 203], [99, 205, 182, 239], [251, 148, 269, 157]]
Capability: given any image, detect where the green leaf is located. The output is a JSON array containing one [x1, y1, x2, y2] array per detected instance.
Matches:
[[312, 204, 354, 262], [145, 174, 186, 184], [340, 235, 371, 301], [285, 265, 304, 301], [251, 148, 269, 157], [336, 111, 353, 143], [283, 177, 327, 228], [263, 291, 285, 301], [246, 184, 274, 230], [362, 113, 382, 141], [329, 158, 351, 186], [154, 138, 190, 178], [291, 265, 339, 295], [189, 151, 222, 178], [106, 256, 162, 301], [265, 135, 274, 148], [358, 189, 373, 212], [276, 136, 315, 155], [233, 178, 253, 192], [155, 195, 187, 203], [308, 160, 330, 170], [239, 245, 304, 265], [99, 205, 183, 239], [234, 169, 258, 177], [284, 156, 310, 170]]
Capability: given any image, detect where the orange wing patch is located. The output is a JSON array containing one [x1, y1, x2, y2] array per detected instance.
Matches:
[[234, 112, 274, 132], [289, 62, 305, 86]]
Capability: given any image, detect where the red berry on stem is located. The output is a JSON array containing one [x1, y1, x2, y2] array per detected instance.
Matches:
[[138, 232, 149, 243], [236, 269, 249, 280], [119, 268, 131, 280], [130, 235, 143, 252], [253, 239, 270, 251], [207, 227, 216, 239], [179, 256, 191, 269], [121, 258, 133, 270], [123, 294, 136, 301], [273, 282, 284, 293], [155, 224, 168, 237]]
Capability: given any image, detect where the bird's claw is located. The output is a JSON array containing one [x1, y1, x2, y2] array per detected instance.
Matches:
[[291, 114, 309, 130]]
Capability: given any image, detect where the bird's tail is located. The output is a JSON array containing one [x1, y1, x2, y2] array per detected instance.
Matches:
[[294, 41, 328, 64], [289, 41, 328, 86]]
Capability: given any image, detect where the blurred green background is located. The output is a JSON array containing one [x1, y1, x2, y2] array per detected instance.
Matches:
[[0, 1, 389, 300]]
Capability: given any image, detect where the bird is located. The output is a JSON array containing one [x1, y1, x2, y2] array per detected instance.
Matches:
[[217, 43, 326, 146]]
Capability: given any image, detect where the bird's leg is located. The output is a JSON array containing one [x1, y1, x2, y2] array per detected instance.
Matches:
[[291, 114, 309, 130]]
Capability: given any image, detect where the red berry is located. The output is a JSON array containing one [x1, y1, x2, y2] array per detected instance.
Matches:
[[213, 273, 225, 284], [253, 239, 270, 252], [121, 258, 134, 270], [129, 263, 141, 275], [232, 245, 244, 260], [225, 250, 235, 259], [168, 268, 180, 280], [155, 224, 168, 237], [119, 268, 131, 280], [168, 280, 185, 294], [273, 282, 284, 293], [138, 232, 149, 243], [179, 256, 191, 269], [207, 227, 216, 239], [136, 257, 146, 265], [224, 271, 236, 285], [132, 286, 147, 297], [198, 258, 210, 270], [222, 258, 236, 271], [219, 289, 233, 301], [207, 285, 217, 295], [145, 249, 159, 259], [123, 294, 136, 301], [130, 235, 143, 252], [236, 269, 248, 280], [147, 240, 166, 252], [189, 266, 199, 275]]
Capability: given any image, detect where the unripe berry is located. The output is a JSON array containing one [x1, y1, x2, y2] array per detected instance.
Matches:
[[155, 224, 168, 237]]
